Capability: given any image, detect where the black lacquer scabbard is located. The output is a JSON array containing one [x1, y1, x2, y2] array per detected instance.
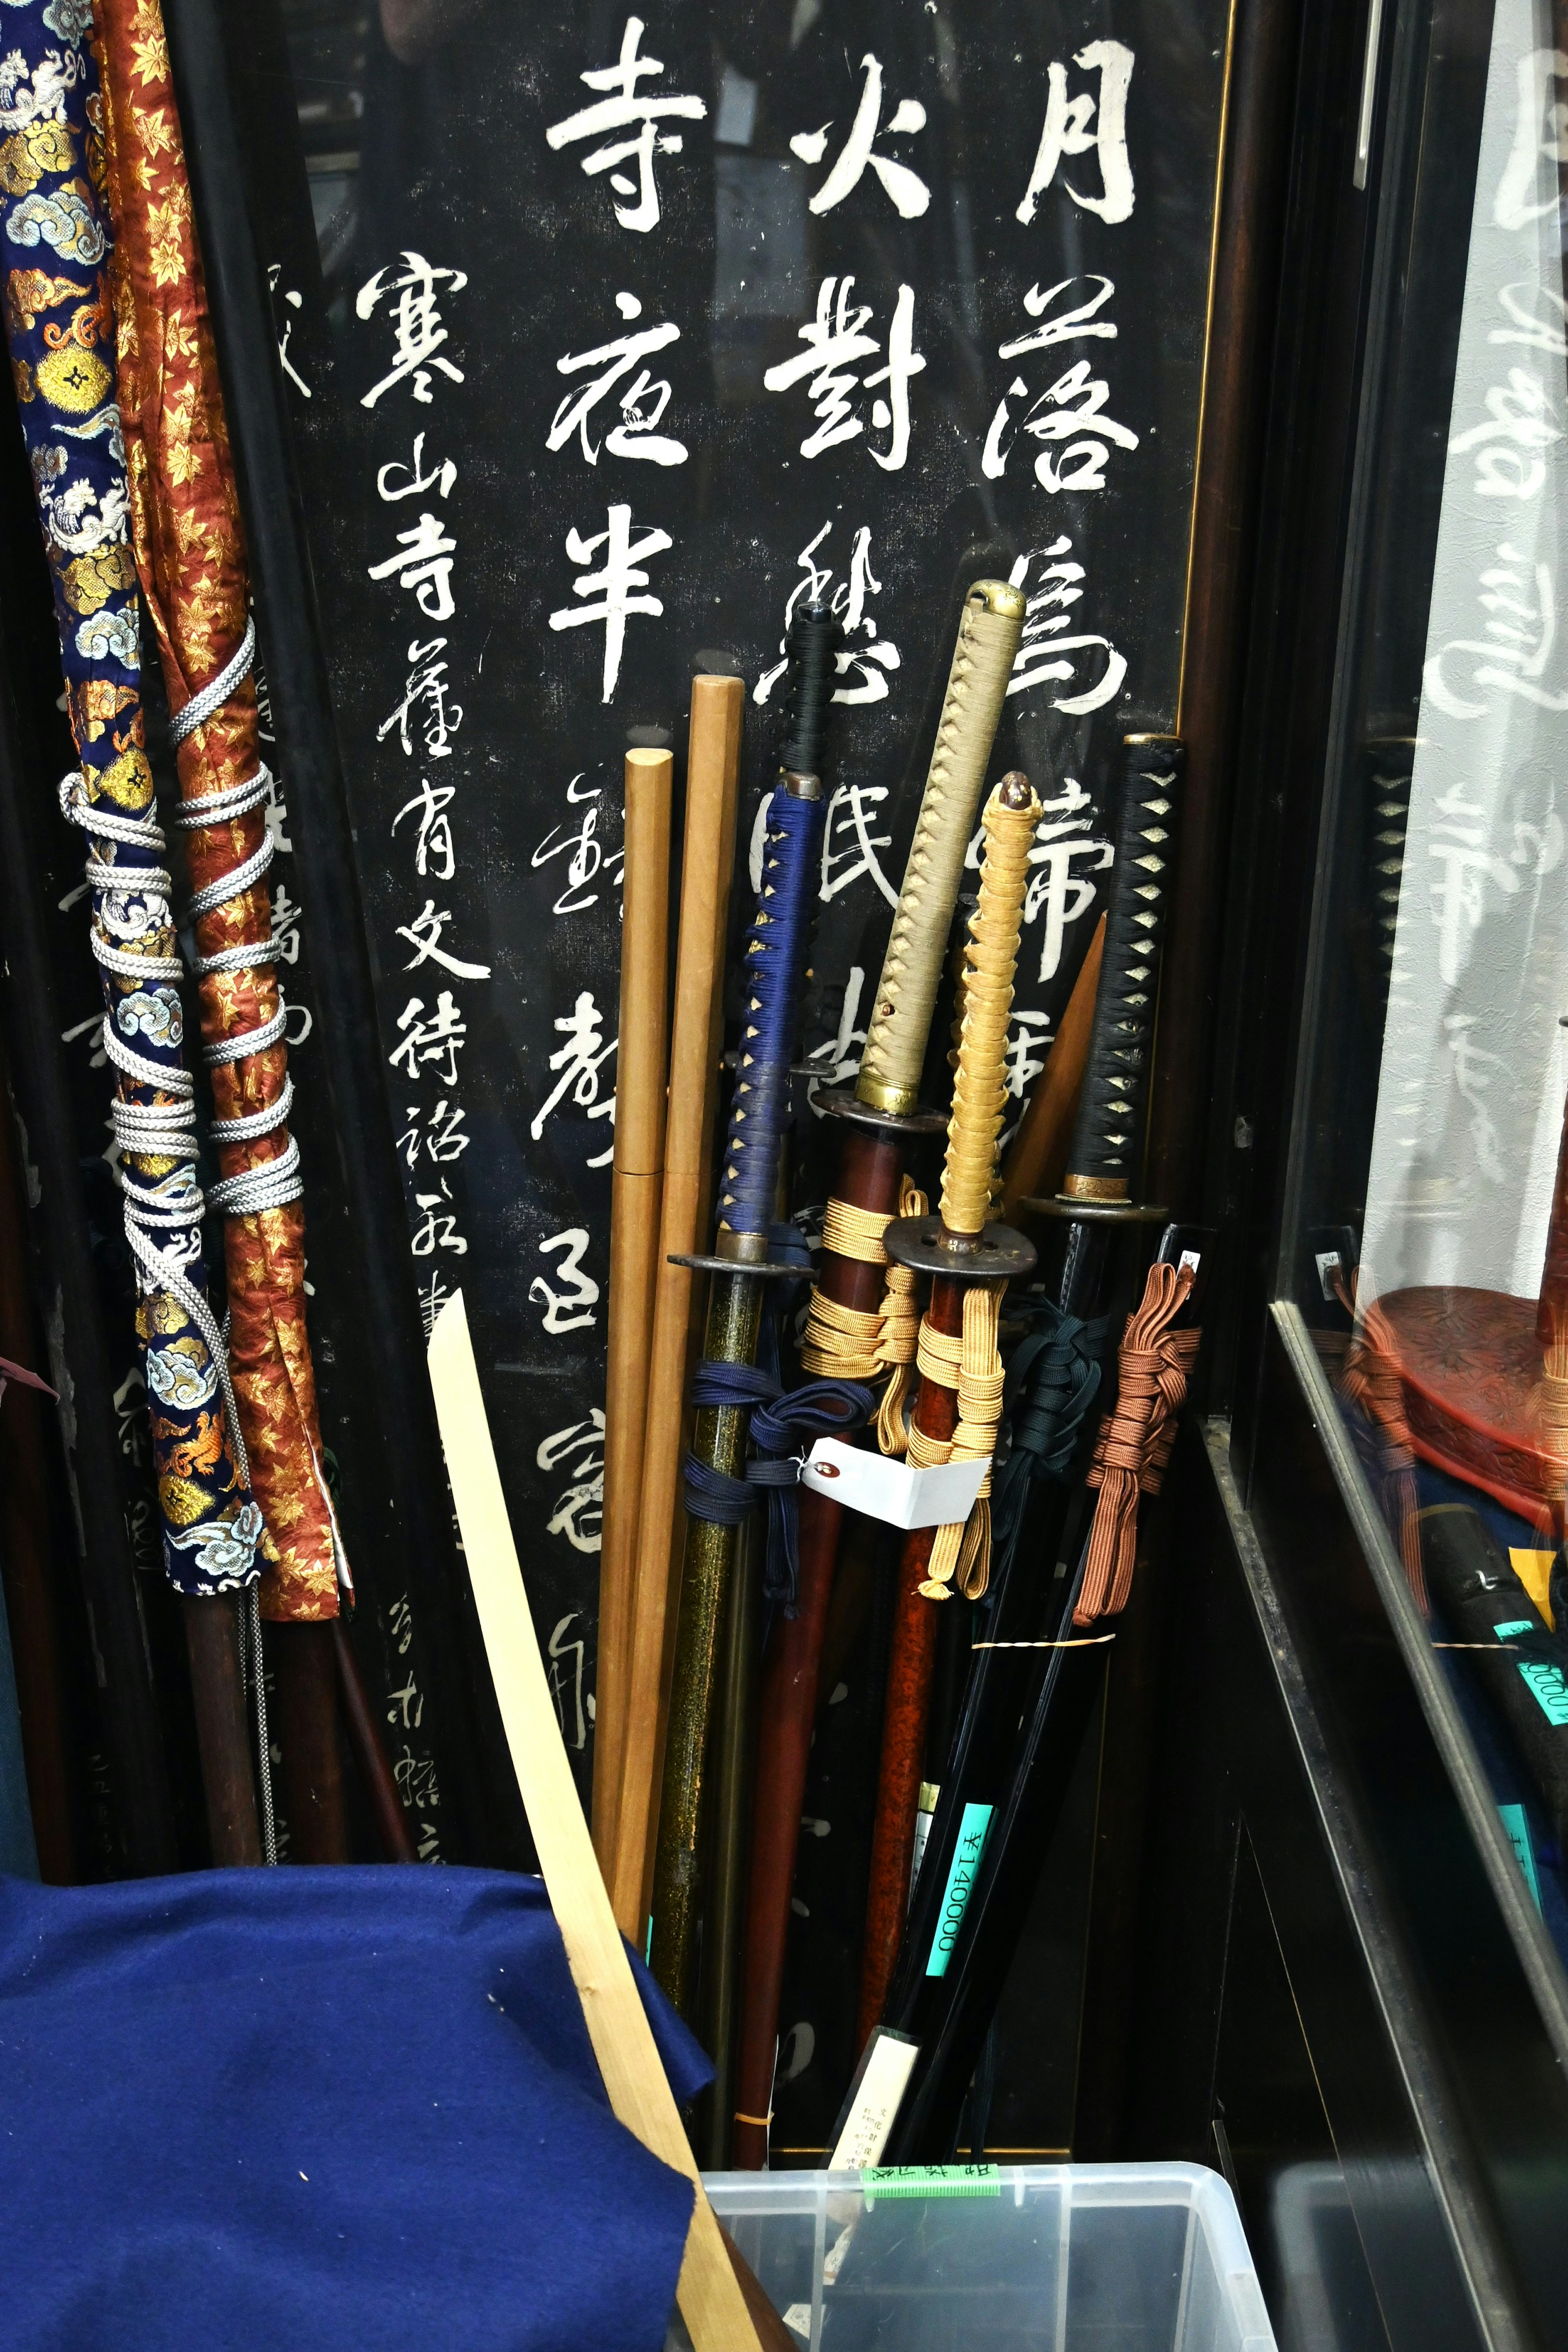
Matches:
[[879, 1225, 1212, 2163]]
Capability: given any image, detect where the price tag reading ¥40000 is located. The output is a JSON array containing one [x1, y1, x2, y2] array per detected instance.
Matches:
[[801, 1437, 990, 1530]]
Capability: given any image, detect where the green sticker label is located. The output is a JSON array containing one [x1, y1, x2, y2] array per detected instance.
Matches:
[[1518, 1660, 1568, 1726], [1498, 1803, 1542, 1912], [1492, 1620, 1533, 1639], [925, 1802, 993, 1977], [862, 2165, 1000, 2206]]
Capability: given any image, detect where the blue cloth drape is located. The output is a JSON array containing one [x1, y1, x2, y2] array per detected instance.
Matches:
[[0, 1864, 710, 2349]]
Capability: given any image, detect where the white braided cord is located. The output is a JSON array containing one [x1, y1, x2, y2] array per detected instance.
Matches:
[[204, 1003, 287, 1068], [165, 616, 301, 1218], [169, 614, 256, 743], [184, 829, 273, 922], [193, 937, 281, 978], [173, 763, 270, 829], [209, 1076, 293, 1144]]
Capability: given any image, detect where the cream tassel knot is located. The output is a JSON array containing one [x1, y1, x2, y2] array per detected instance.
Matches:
[[907, 1280, 1005, 1601]]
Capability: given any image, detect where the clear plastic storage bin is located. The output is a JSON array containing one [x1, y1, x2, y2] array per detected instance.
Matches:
[[676, 2163, 1276, 2352]]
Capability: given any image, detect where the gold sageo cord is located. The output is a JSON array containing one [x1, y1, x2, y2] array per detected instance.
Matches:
[[913, 773, 1041, 1601]]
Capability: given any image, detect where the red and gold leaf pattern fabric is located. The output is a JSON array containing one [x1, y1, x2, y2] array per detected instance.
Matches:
[[97, 0, 341, 1620]]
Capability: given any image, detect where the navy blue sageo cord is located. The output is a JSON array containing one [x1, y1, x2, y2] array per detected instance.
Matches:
[[682, 1360, 874, 1615], [987, 1299, 1115, 1573], [715, 787, 825, 1239]]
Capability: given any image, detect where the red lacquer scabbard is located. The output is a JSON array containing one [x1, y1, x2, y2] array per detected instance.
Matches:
[[733, 1125, 904, 2168], [855, 1274, 965, 2051]]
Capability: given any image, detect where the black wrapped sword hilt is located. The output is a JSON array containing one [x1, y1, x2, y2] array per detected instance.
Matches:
[[779, 599, 843, 781], [1061, 736, 1184, 1204]]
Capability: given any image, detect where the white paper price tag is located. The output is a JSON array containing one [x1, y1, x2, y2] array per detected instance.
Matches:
[[800, 1437, 991, 1529], [829, 2030, 921, 2172]]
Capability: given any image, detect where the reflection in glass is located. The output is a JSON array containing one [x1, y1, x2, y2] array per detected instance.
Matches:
[[1291, 0, 1568, 1966]]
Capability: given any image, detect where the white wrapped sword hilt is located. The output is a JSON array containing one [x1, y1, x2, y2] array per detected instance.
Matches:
[[856, 578, 1026, 1116]]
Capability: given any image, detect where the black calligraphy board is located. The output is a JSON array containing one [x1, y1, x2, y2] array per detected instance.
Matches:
[[2, 0, 1227, 2140]]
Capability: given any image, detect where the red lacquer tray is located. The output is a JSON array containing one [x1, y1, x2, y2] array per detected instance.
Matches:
[[1376, 1286, 1561, 1532]]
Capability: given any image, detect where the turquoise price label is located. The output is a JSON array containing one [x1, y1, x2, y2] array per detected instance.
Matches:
[[925, 1801, 994, 1977], [1518, 1660, 1568, 1726], [1492, 1620, 1533, 1639], [862, 2165, 1000, 2206], [1498, 1803, 1542, 1911]]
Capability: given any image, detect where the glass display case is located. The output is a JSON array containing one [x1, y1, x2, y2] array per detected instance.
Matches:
[[1103, 6, 1568, 2350], [1287, 0, 1568, 1961]]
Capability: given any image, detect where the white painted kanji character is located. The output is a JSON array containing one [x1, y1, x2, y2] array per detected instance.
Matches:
[[530, 1227, 600, 1335], [356, 252, 467, 407], [789, 53, 929, 219], [416, 1271, 451, 1339], [549, 293, 687, 466], [545, 16, 706, 234], [755, 521, 900, 707], [269, 878, 303, 965], [548, 1612, 588, 1748], [385, 1675, 423, 1731], [820, 783, 896, 908], [1017, 41, 1136, 227], [392, 776, 456, 880], [804, 966, 868, 1112], [367, 511, 457, 621], [376, 430, 457, 503], [396, 900, 491, 980], [530, 990, 618, 1168], [410, 1179, 467, 1256], [268, 265, 311, 399], [548, 503, 672, 702], [537, 1411, 605, 1553], [764, 279, 924, 469], [378, 638, 463, 762], [388, 991, 468, 1088], [1006, 538, 1127, 715], [532, 774, 621, 916]]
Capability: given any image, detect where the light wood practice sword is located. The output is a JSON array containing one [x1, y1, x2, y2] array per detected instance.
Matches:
[[428, 1293, 784, 2352]]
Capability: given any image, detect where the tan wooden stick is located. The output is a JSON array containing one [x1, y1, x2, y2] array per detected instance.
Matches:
[[998, 911, 1106, 1217], [609, 676, 744, 1940], [593, 747, 673, 1870], [428, 1292, 765, 2352]]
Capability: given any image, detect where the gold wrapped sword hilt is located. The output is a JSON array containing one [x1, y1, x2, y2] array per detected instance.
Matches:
[[884, 774, 1042, 1598]]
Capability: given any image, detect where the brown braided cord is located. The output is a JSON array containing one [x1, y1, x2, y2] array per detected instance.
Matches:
[[940, 784, 1041, 1237], [799, 1175, 929, 1453], [1075, 1263, 1199, 1625], [907, 1281, 1006, 1600]]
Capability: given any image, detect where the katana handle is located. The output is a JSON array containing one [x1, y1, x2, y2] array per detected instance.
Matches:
[[715, 787, 826, 1245], [859, 580, 1027, 1116], [779, 600, 842, 780], [1062, 738, 1184, 1203], [940, 775, 1042, 1238]]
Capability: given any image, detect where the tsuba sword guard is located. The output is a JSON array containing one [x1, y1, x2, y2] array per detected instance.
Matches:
[[882, 1212, 1038, 1282], [668, 1251, 809, 1280], [814, 1084, 949, 1137], [1020, 1195, 1172, 1226]]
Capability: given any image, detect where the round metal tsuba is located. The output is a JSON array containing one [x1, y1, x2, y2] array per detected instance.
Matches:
[[668, 1251, 809, 1281], [882, 1213, 1038, 1281], [814, 1084, 947, 1137], [1019, 1195, 1171, 1226]]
